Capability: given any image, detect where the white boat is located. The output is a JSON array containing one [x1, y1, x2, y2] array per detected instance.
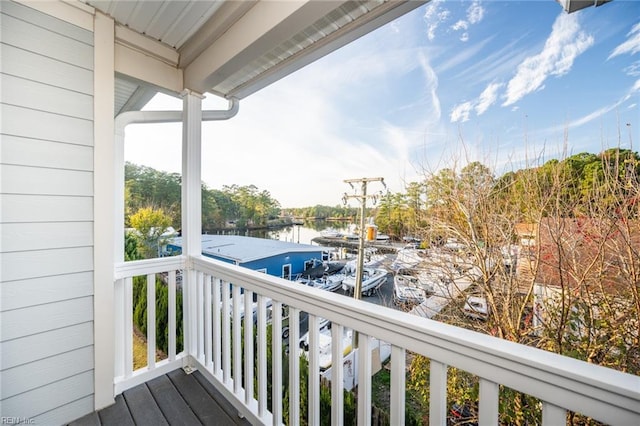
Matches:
[[391, 247, 424, 271], [320, 227, 342, 238], [344, 248, 385, 273], [299, 319, 353, 371], [341, 267, 388, 296], [463, 296, 489, 320], [376, 233, 390, 242], [295, 272, 346, 292], [393, 270, 427, 305]]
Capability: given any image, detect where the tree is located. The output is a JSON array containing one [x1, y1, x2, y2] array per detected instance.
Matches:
[[405, 149, 639, 425], [130, 206, 172, 259]]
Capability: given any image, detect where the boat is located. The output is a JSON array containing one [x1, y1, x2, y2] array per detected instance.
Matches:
[[376, 233, 391, 242], [320, 227, 342, 238], [391, 247, 424, 271], [343, 248, 385, 272], [299, 319, 352, 371], [463, 296, 489, 320], [393, 270, 427, 306], [301, 259, 345, 279], [295, 272, 346, 292], [341, 267, 388, 296]]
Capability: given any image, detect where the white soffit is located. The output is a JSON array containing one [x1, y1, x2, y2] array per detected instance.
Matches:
[[88, 0, 426, 108]]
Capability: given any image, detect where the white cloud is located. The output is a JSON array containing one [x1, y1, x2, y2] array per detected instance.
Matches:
[[624, 61, 640, 77], [475, 82, 503, 115], [450, 101, 473, 123], [448, 80, 502, 122], [424, 0, 450, 41], [452, 20, 468, 31], [546, 79, 640, 131], [608, 22, 640, 59], [449, 1, 485, 42], [417, 52, 442, 125], [467, 0, 485, 25], [502, 12, 594, 107]]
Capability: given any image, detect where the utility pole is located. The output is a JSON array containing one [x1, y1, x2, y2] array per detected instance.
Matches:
[[343, 177, 385, 300]]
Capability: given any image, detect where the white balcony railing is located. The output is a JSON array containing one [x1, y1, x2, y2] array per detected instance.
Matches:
[[115, 255, 640, 425]]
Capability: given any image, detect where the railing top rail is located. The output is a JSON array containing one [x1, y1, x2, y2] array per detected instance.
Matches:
[[192, 255, 640, 423], [114, 255, 186, 280]]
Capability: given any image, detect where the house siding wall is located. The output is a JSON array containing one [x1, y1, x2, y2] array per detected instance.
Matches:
[[0, 1, 95, 424]]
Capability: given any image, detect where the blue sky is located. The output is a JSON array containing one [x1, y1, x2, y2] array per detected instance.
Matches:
[[125, 0, 639, 208]]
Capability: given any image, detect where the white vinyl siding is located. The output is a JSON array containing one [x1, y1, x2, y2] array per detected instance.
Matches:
[[0, 1, 95, 424]]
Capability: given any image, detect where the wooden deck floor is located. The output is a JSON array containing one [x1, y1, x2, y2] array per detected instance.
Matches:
[[69, 369, 252, 426]]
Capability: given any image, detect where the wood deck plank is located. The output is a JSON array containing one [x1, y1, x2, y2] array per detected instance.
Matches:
[[97, 394, 135, 426], [146, 373, 203, 425], [123, 382, 169, 426], [167, 369, 237, 426], [192, 371, 252, 426], [67, 411, 100, 426]]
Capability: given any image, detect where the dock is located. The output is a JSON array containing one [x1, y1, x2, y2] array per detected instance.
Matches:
[[311, 237, 398, 254]]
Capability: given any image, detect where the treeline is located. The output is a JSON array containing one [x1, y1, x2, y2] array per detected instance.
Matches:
[[125, 162, 281, 230], [282, 205, 358, 220], [373, 149, 640, 239]]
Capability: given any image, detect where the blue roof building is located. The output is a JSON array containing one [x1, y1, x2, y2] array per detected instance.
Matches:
[[168, 235, 330, 280]]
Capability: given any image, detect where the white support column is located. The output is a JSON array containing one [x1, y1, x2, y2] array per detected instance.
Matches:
[[94, 10, 116, 410], [181, 90, 204, 256], [181, 90, 203, 358]]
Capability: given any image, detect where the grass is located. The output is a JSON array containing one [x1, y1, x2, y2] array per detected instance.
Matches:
[[371, 358, 426, 425], [132, 327, 165, 370]]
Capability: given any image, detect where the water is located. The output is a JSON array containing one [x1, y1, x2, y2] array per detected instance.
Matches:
[[250, 221, 352, 245]]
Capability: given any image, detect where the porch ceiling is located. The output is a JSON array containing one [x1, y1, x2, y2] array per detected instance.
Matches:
[[84, 0, 427, 115], [89, 0, 611, 115]]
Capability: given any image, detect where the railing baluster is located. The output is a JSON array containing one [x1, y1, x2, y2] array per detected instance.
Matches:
[[232, 285, 242, 395], [257, 294, 268, 418], [244, 289, 254, 406], [357, 333, 372, 426], [308, 314, 320, 426], [288, 307, 300, 426], [222, 279, 231, 385], [272, 301, 283, 426], [204, 274, 212, 370], [479, 378, 499, 424], [429, 360, 447, 426], [114, 278, 125, 378], [213, 277, 222, 377], [331, 323, 344, 426], [124, 277, 133, 378], [196, 271, 204, 361], [168, 270, 176, 361], [390, 345, 405, 426], [186, 269, 197, 356], [146, 273, 156, 370], [542, 402, 566, 425]]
